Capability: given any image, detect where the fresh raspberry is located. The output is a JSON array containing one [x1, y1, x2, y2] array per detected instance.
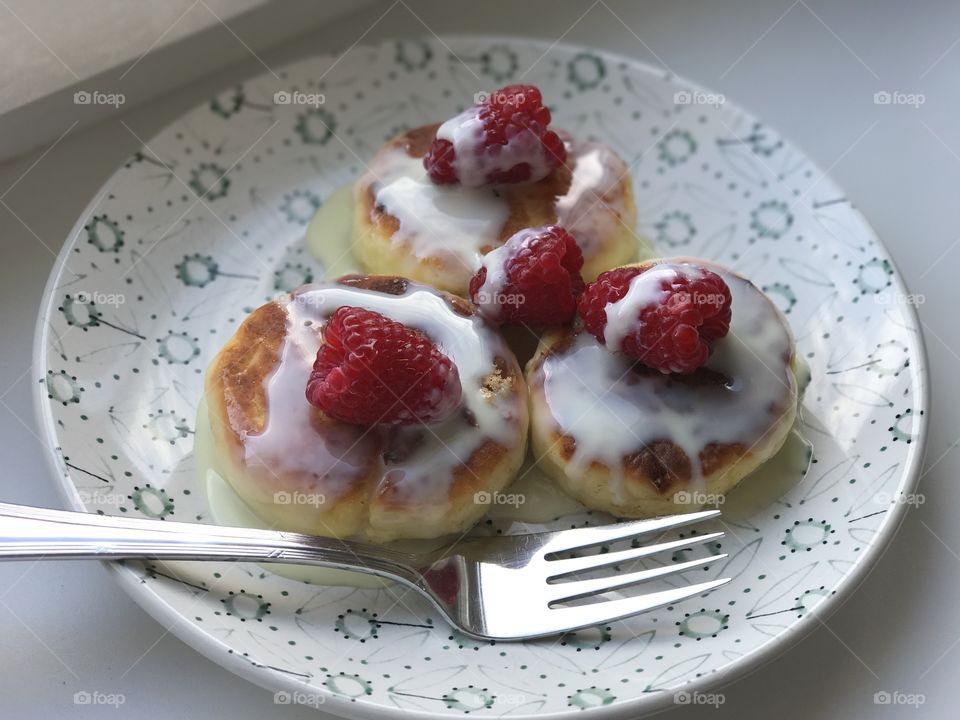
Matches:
[[424, 84, 566, 186], [578, 264, 732, 374], [306, 307, 461, 425], [469, 225, 584, 326], [424, 139, 457, 184]]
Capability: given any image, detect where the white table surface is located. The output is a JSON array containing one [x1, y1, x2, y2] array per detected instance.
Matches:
[[1, 1, 957, 717]]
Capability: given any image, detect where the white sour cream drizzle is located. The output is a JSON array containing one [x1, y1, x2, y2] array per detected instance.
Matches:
[[371, 150, 509, 286], [533, 263, 797, 498], [555, 138, 631, 255], [243, 281, 524, 506], [366, 136, 632, 291]]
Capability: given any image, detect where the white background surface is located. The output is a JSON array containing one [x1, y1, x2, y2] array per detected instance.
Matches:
[[1, 1, 957, 717], [0, 0, 375, 161], [0, 0, 267, 112]]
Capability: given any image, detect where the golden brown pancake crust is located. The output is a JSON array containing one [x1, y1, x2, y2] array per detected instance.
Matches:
[[355, 124, 638, 294], [525, 258, 799, 517], [205, 300, 285, 443], [361, 123, 576, 249], [530, 348, 754, 496], [205, 275, 528, 541]]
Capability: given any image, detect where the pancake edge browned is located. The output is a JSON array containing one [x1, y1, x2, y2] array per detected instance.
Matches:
[[204, 275, 529, 541]]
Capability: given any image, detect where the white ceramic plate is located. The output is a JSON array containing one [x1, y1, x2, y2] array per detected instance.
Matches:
[[35, 36, 927, 718]]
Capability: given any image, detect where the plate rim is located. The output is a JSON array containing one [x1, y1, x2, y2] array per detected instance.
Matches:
[[31, 33, 930, 720]]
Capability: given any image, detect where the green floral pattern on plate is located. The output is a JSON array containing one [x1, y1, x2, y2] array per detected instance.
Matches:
[[35, 36, 926, 719]]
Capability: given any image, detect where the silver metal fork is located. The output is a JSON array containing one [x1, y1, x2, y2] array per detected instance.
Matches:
[[0, 502, 729, 640]]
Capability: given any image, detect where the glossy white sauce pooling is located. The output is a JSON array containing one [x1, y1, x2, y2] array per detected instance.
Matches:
[[196, 399, 582, 587], [195, 400, 388, 588], [304, 184, 360, 277], [246, 281, 524, 505], [371, 149, 509, 286], [242, 321, 378, 503], [556, 138, 632, 254], [602, 263, 706, 351], [534, 263, 797, 498], [199, 397, 811, 588], [367, 136, 632, 291]]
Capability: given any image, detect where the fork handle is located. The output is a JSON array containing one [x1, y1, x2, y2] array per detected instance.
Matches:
[[0, 502, 419, 583]]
